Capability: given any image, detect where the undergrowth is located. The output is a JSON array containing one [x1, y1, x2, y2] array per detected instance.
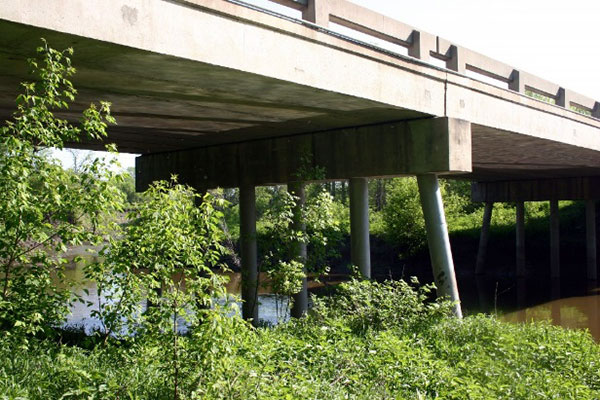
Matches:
[[1, 278, 598, 400]]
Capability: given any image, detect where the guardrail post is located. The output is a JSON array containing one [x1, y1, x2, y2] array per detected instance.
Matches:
[[408, 31, 435, 62], [446, 45, 466, 74], [557, 88, 571, 109], [508, 70, 525, 93], [592, 102, 600, 119], [302, 0, 329, 26]]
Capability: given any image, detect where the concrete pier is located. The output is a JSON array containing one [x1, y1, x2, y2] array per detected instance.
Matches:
[[417, 174, 462, 318], [475, 202, 493, 275], [349, 177, 371, 279], [239, 184, 259, 324], [550, 200, 560, 278], [288, 182, 308, 318], [516, 201, 526, 277], [586, 200, 597, 280]]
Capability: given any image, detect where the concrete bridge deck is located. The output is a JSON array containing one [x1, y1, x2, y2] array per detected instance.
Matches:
[[3, 0, 600, 319], [2, 0, 600, 183]]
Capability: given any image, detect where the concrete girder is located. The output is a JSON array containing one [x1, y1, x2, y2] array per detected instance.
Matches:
[[471, 177, 600, 202], [136, 117, 471, 191]]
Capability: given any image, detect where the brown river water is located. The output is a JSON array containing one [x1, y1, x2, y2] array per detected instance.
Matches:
[[55, 253, 600, 340]]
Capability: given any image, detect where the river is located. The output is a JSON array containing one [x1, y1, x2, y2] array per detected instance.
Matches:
[[55, 258, 600, 340]]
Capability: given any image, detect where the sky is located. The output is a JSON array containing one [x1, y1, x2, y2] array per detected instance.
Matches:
[[53, 0, 600, 170]]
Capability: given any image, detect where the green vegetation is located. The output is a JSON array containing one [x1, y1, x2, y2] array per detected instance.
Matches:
[[1, 42, 598, 400], [1, 278, 599, 399], [0, 42, 123, 340]]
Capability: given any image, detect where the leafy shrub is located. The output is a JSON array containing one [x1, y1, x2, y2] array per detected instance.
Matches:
[[0, 42, 123, 340], [314, 276, 453, 334]]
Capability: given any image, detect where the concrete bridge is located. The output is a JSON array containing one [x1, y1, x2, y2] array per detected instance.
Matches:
[[2, 0, 600, 320]]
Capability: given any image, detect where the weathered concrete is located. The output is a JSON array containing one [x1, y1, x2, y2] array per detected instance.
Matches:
[[516, 201, 526, 277], [550, 200, 560, 278], [475, 202, 493, 275], [1, 0, 600, 180], [349, 177, 371, 278], [417, 174, 462, 317], [586, 200, 597, 280], [239, 184, 258, 324], [136, 117, 472, 191], [288, 181, 308, 318]]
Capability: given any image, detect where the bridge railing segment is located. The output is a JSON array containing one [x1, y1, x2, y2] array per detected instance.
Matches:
[[240, 0, 600, 119]]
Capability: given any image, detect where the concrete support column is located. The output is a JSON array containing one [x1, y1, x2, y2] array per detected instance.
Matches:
[[239, 185, 258, 324], [288, 181, 308, 318], [416, 174, 462, 318], [550, 200, 560, 278], [586, 200, 597, 280], [516, 201, 526, 277], [475, 202, 493, 275], [349, 177, 371, 279]]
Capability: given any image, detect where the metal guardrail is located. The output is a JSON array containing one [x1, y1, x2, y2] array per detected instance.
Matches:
[[229, 0, 600, 119]]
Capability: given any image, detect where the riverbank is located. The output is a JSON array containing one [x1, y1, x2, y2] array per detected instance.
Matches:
[[2, 278, 599, 399]]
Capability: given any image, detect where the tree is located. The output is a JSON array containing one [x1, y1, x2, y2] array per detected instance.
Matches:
[[0, 41, 124, 340], [87, 178, 230, 340], [86, 178, 233, 399], [259, 184, 341, 316]]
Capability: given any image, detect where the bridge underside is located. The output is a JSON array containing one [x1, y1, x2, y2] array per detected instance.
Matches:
[[2, 20, 600, 185], [4, 0, 600, 319]]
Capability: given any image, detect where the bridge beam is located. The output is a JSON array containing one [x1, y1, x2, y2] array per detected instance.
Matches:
[[471, 177, 600, 203], [349, 177, 371, 279], [136, 118, 471, 192]]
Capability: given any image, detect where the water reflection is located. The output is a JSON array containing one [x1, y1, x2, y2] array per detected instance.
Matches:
[[465, 276, 600, 341], [57, 258, 600, 340]]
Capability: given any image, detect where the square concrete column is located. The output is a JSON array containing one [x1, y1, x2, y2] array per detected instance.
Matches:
[[475, 202, 493, 275], [239, 184, 259, 325], [288, 181, 308, 318], [550, 200, 560, 278], [417, 174, 462, 318], [349, 177, 371, 279], [516, 201, 526, 277], [586, 200, 597, 280]]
